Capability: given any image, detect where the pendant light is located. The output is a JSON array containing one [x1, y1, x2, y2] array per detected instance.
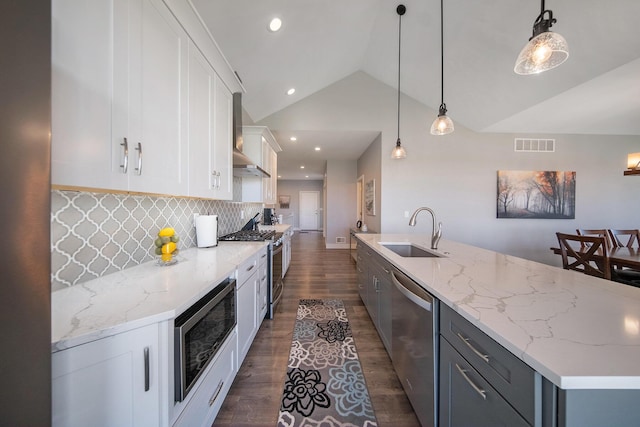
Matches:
[[391, 4, 407, 159], [430, 0, 454, 136], [514, 0, 569, 75]]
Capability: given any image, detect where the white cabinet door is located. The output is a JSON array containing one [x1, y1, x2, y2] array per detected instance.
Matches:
[[52, 0, 128, 190], [187, 44, 232, 200], [212, 73, 233, 200], [187, 43, 214, 198], [125, 0, 188, 195], [52, 323, 162, 427], [236, 272, 258, 365]]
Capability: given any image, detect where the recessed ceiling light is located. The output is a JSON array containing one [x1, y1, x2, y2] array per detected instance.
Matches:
[[300, 165, 305, 169], [277, 175, 281, 178], [314, 147, 321, 151], [305, 175, 309, 178], [287, 88, 295, 95], [290, 136, 297, 141], [268, 17, 282, 32]]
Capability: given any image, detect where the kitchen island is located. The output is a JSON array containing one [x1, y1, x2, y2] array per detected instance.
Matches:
[[356, 233, 640, 426]]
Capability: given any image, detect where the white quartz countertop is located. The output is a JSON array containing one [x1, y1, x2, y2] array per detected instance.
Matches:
[[355, 233, 640, 390], [51, 242, 268, 352]]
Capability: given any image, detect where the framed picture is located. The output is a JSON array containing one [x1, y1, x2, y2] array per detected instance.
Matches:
[[497, 170, 576, 219], [365, 179, 375, 216], [279, 195, 290, 209]]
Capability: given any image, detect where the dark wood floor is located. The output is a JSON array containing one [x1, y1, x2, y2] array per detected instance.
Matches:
[[213, 231, 420, 426]]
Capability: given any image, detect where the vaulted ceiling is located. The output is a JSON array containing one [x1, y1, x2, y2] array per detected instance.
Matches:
[[192, 0, 640, 179]]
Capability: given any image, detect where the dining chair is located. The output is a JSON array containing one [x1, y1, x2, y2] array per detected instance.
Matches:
[[557, 232, 610, 280], [576, 229, 613, 251], [608, 229, 640, 248]]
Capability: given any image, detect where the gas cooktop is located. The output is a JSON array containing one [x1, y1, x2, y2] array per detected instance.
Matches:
[[219, 230, 276, 241]]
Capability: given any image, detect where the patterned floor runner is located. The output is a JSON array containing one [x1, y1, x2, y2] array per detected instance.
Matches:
[[277, 299, 378, 427]]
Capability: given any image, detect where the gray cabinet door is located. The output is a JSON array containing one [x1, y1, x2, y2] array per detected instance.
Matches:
[[440, 338, 530, 427]]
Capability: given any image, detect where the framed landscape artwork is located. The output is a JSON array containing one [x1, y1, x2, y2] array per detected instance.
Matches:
[[497, 170, 576, 219], [365, 179, 375, 216], [279, 195, 290, 209]]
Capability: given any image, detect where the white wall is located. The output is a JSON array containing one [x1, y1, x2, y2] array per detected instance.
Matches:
[[357, 133, 382, 233], [325, 160, 357, 248], [260, 71, 640, 265], [276, 179, 324, 229]]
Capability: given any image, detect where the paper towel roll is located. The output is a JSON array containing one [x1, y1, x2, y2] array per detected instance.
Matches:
[[196, 215, 218, 248]]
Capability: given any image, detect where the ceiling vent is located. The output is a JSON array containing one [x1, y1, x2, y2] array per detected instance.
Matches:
[[514, 138, 555, 152]]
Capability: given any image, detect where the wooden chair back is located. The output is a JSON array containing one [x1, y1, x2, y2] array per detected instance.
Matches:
[[576, 229, 612, 251], [608, 229, 640, 248], [557, 232, 611, 280]]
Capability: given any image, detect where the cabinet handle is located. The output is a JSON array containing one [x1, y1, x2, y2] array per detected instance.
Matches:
[[455, 363, 486, 400], [212, 171, 217, 189], [261, 253, 267, 259], [456, 332, 490, 363], [120, 138, 129, 173], [135, 142, 142, 175], [144, 347, 150, 392], [246, 264, 255, 272], [208, 380, 224, 406], [217, 171, 222, 189]]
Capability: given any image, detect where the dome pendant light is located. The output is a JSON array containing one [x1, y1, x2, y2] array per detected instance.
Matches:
[[391, 4, 407, 159], [430, 0, 454, 136], [514, 0, 569, 75]]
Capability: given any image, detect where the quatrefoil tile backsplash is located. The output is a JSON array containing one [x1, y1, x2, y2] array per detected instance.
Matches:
[[51, 189, 261, 291]]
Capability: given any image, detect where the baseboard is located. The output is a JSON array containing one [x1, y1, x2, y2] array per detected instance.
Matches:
[[325, 243, 350, 249]]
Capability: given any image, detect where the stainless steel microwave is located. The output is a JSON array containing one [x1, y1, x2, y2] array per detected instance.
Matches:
[[174, 278, 236, 401]]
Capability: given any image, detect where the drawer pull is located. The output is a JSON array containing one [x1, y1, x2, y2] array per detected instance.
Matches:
[[456, 363, 486, 400], [208, 380, 224, 406], [457, 332, 490, 363], [246, 264, 255, 272], [261, 253, 267, 258]]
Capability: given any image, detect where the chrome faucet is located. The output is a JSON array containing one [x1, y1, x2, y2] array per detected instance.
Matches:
[[408, 207, 442, 250]]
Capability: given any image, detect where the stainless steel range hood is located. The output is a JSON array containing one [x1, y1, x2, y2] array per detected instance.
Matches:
[[232, 93, 270, 178]]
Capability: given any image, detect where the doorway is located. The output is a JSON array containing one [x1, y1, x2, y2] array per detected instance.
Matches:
[[299, 191, 319, 230]]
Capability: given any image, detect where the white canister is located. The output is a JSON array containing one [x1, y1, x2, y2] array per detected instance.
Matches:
[[195, 215, 218, 248]]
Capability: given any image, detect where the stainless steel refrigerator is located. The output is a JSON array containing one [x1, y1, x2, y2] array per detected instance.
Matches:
[[0, 0, 52, 425]]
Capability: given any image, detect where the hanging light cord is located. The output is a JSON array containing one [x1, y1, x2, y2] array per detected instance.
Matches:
[[397, 9, 402, 141], [439, 0, 444, 110]]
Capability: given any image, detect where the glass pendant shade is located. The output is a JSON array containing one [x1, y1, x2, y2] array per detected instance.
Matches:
[[391, 138, 407, 159], [432, 0, 454, 136], [514, 30, 568, 75], [430, 105, 454, 135]]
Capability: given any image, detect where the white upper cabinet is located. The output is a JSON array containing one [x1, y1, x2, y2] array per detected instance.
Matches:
[[240, 126, 281, 204], [53, 0, 188, 194], [187, 44, 232, 200], [52, 0, 241, 197]]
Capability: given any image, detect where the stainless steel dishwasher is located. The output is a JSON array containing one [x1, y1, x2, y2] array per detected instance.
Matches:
[[391, 267, 438, 427]]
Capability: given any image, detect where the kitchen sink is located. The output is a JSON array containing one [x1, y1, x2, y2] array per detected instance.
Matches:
[[380, 243, 441, 258]]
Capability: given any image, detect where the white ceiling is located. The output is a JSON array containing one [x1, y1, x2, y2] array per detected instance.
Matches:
[[192, 0, 640, 179]]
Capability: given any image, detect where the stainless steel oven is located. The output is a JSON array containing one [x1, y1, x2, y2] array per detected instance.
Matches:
[[219, 228, 283, 320], [174, 278, 236, 402]]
